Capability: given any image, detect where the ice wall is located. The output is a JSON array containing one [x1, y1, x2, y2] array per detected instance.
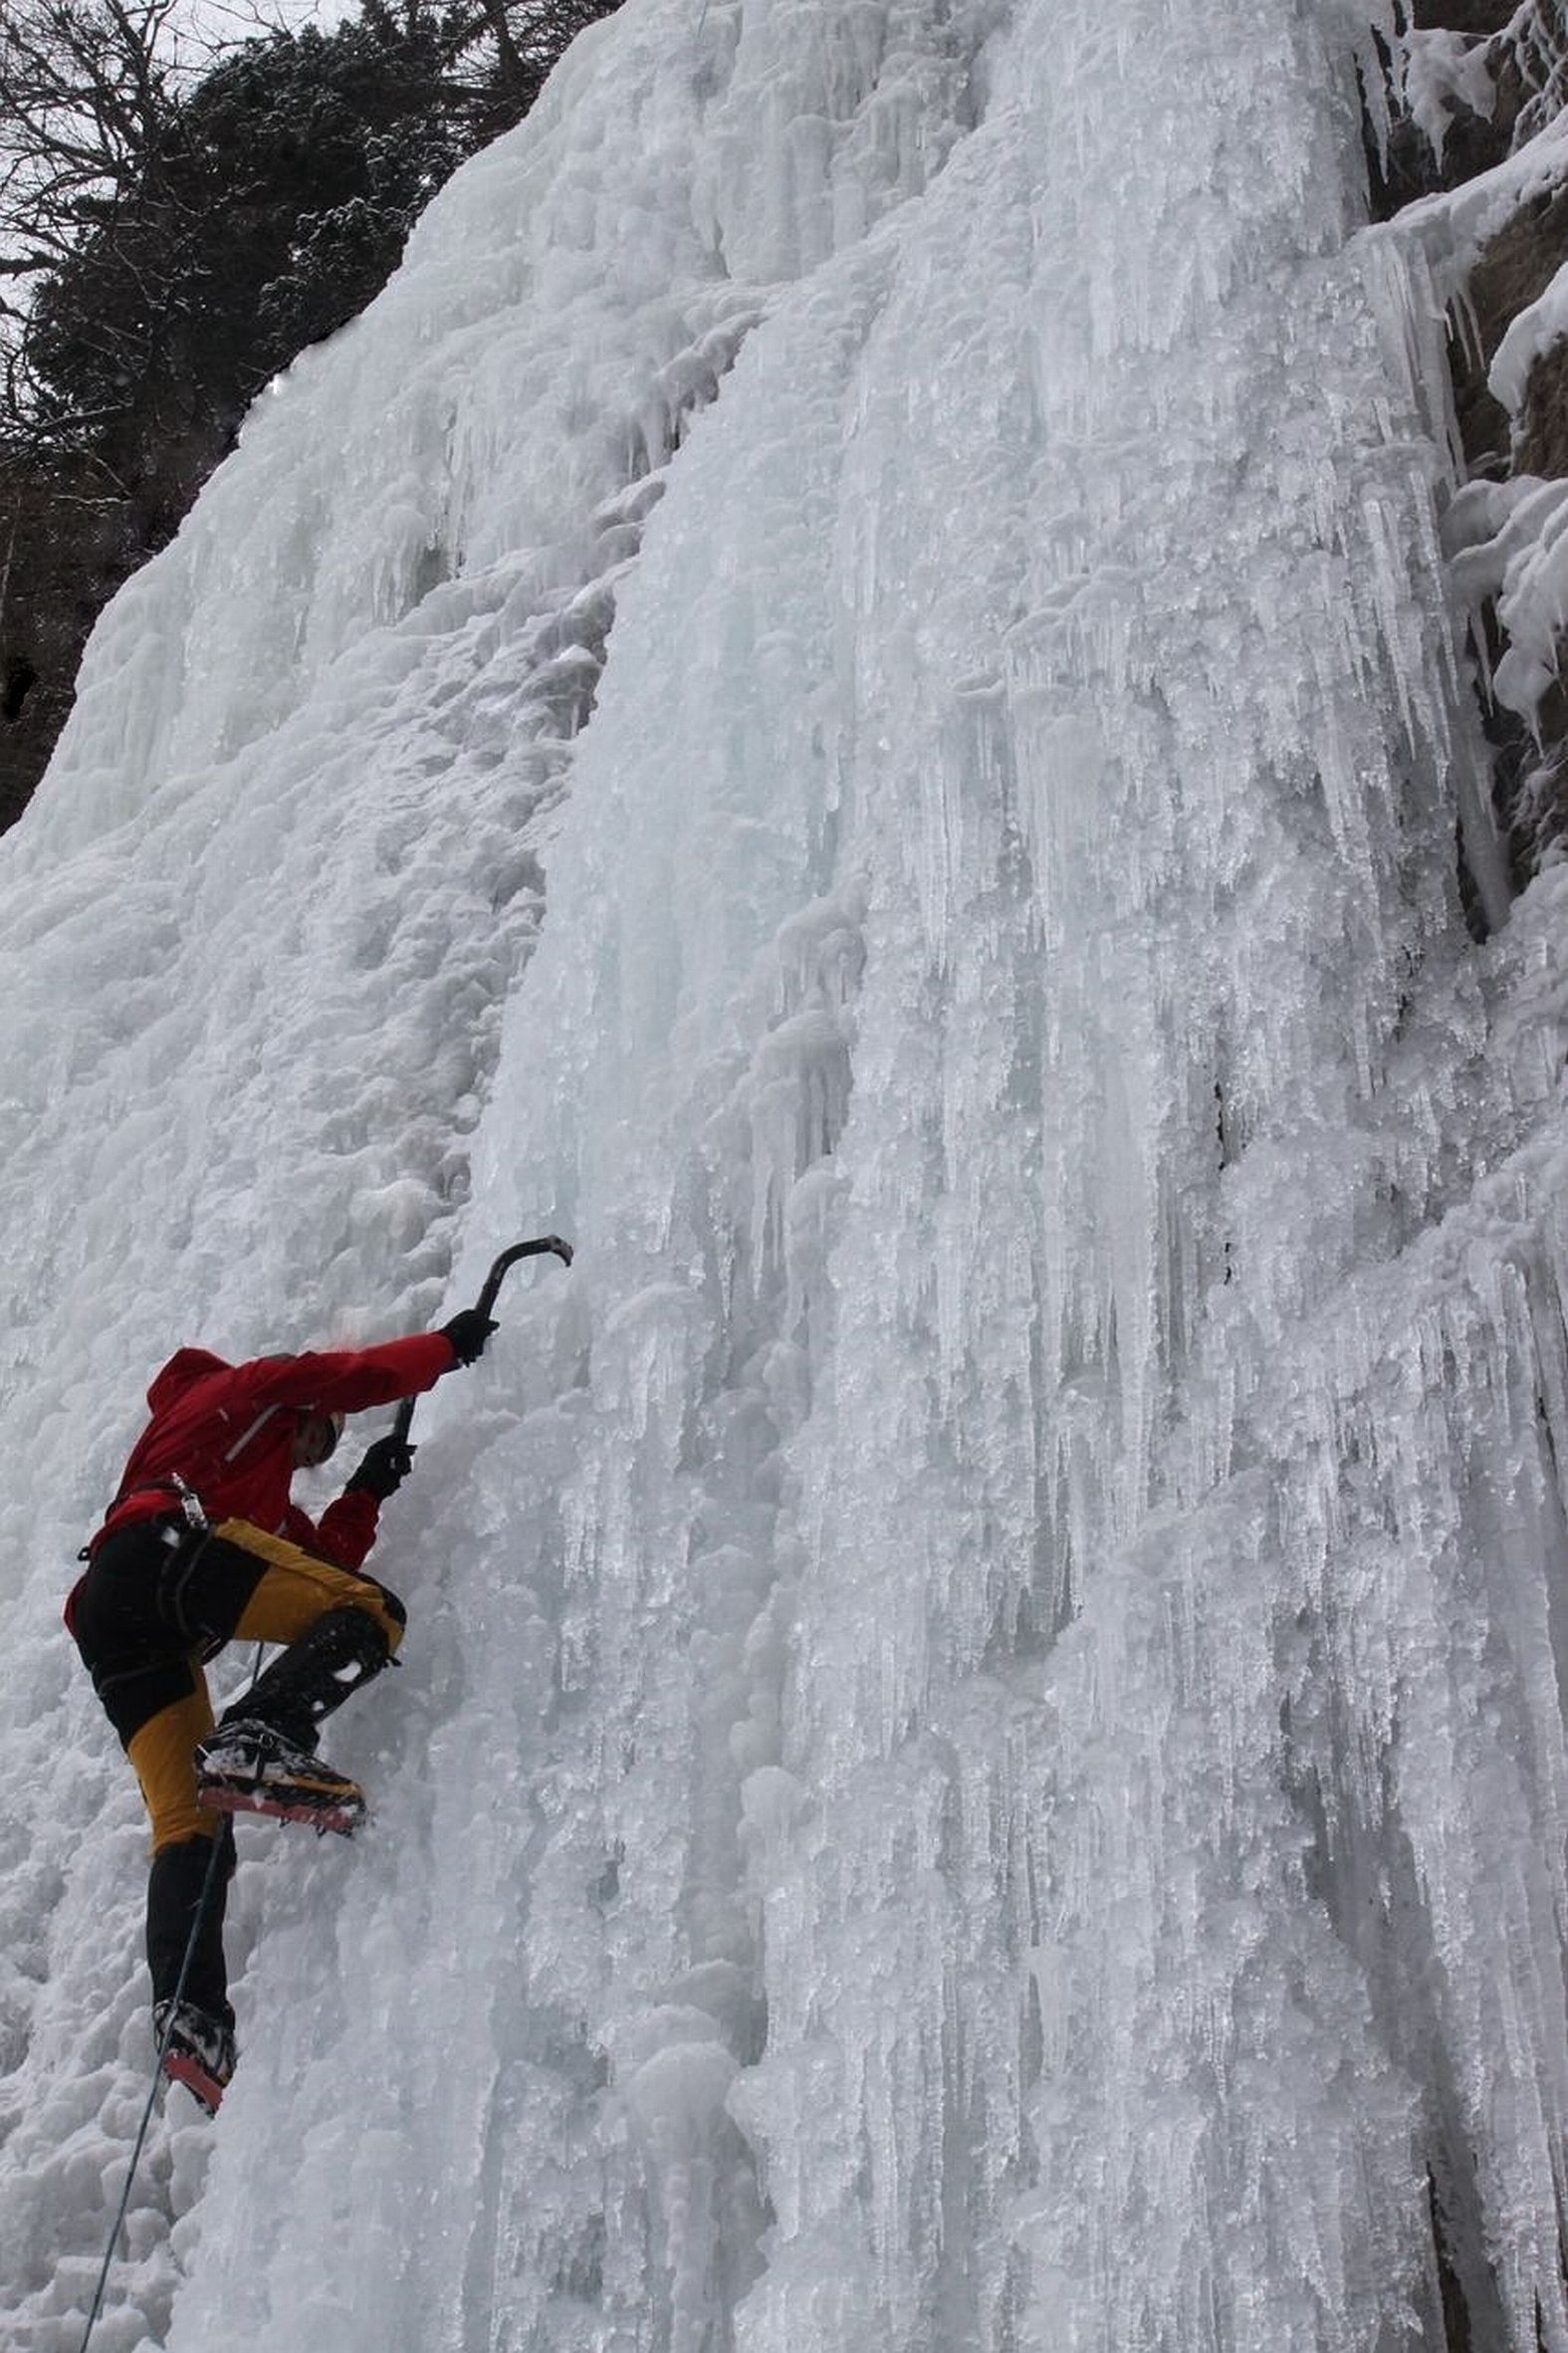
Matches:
[[1, 0, 1565, 2346]]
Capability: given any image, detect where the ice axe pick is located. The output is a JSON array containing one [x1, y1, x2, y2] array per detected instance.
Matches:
[[390, 1234, 573, 1445]]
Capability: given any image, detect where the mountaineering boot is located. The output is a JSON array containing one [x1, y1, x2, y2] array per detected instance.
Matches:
[[194, 1604, 391, 1835], [195, 1719, 367, 1835], [155, 1998, 237, 2115], [213, 1601, 393, 1748]]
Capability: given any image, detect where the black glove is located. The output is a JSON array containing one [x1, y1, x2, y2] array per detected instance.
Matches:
[[344, 1435, 416, 1502], [441, 1308, 499, 1366]]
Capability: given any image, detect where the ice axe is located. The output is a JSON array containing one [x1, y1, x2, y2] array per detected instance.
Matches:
[[390, 1234, 573, 1446]]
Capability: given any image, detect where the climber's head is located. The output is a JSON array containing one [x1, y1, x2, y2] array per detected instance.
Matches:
[[293, 1408, 345, 1469]]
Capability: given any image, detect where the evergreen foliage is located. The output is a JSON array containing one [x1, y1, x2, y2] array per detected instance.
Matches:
[[0, 0, 621, 832]]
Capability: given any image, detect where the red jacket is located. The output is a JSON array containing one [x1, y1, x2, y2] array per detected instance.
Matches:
[[85, 1333, 455, 1573]]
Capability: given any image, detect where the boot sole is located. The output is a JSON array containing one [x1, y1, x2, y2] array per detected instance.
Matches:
[[163, 2048, 228, 2114], [198, 1781, 364, 1838]]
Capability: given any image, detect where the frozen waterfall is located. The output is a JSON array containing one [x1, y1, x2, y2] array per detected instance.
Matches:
[[0, 0, 1565, 2345]]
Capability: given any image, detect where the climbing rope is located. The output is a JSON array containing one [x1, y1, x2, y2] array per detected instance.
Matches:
[[76, 1822, 229, 2353]]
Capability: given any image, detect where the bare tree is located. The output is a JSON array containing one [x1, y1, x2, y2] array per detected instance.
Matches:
[[0, 0, 188, 267], [0, 0, 188, 429]]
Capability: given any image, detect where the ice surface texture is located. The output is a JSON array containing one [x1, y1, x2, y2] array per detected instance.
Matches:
[[0, 0, 1565, 2346]]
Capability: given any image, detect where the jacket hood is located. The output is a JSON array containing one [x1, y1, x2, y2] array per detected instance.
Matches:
[[145, 1348, 230, 1414]]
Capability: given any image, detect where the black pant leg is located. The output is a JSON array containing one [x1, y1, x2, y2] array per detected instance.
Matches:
[[146, 1824, 235, 2023], [72, 1524, 197, 1745]]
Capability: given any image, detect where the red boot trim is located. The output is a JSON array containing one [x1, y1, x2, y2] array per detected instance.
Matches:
[[163, 2048, 227, 2114], [197, 1782, 363, 1837]]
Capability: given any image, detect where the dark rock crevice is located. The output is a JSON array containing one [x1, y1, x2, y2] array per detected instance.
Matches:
[[1378, 0, 1568, 897]]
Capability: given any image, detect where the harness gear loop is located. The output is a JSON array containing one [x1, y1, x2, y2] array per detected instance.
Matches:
[[170, 1474, 208, 1532]]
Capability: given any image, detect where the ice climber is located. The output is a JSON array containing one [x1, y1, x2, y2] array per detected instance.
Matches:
[[66, 1312, 497, 2111]]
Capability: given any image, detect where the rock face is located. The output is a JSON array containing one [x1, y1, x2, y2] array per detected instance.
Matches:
[[1388, 0, 1568, 887]]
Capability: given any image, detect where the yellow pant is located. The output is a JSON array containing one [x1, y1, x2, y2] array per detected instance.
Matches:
[[121, 1518, 403, 1850]]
